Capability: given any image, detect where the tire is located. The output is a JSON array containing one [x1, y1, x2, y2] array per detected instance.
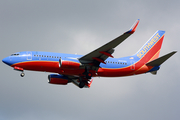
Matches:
[[79, 82, 85, 88], [20, 73, 25, 77]]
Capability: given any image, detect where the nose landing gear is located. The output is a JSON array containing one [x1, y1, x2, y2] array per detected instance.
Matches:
[[13, 66, 25, 77]]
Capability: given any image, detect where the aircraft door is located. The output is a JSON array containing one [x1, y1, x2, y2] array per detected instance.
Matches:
[[27, 51, 32, 60]]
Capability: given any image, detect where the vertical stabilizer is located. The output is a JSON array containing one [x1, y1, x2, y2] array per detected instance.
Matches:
[[135, 30, 165, 63]]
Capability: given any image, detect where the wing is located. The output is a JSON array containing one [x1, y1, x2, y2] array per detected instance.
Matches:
[[79, 19, 140, 66]]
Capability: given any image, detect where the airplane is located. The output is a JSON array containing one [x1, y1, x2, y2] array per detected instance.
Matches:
[[2, 19, 177, 88]]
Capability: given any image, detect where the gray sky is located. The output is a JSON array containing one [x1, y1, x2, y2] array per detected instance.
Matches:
[[0, 0, 180, 120]]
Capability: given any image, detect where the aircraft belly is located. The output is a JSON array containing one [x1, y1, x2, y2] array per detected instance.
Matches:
[[11, 61, 85, 76], [97, 67, 132, 77], [97, 63, 153, 77], [11, 60, 157, 77]]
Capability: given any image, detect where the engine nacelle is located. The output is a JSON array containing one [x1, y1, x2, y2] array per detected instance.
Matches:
[[48, 74, 69, 85], [59, 57, 81, 69]]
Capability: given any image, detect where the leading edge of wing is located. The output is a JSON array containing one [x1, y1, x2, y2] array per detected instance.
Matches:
[[79, 19, 140, 64]]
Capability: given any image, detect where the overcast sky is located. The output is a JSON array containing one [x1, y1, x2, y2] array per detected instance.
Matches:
[[0, 0, 180, 120]]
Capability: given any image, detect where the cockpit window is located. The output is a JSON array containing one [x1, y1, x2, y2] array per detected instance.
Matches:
[[11, 54, 19, 56]]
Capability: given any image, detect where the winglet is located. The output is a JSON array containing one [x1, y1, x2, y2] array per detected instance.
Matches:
[[125, 19, 140, 34]]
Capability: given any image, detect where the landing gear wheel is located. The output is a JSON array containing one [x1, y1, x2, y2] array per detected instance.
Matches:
[[79, 82, 85, 88], [20, 72, 25, 77]]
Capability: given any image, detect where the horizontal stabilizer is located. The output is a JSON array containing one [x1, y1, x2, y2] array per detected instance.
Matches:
[[146, 51, 177, 66]]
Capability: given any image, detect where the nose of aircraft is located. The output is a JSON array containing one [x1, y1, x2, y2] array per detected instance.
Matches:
[[2, 57, 11, 66]]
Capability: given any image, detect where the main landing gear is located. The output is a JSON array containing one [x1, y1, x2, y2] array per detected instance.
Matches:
[[79, 67, 93, 88], [78, 67, 93, 88], [83, 67, 92, 79]]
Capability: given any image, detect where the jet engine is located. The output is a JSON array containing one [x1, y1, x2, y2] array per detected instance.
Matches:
[[48, 74, 69, 85], [59, 57, 81, 69]]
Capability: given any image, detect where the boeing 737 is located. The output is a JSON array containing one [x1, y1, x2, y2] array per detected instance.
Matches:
[[2, 19, 177, 88]]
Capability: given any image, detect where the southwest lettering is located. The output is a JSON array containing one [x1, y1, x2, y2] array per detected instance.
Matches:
[[137, 33, 160, 58]]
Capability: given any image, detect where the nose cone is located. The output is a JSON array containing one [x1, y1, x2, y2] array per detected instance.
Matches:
[[2, 57, 11, 66]]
